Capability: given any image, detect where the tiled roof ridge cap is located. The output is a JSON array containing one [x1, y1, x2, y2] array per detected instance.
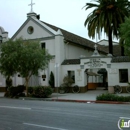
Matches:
[[41, 21, 95, 43]]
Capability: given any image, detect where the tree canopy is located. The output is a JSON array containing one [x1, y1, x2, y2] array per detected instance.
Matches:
[[0, 38, 53, 95], [119, 17, 130, 56], [84, 0, 130, 55], [0, 39, 21, 78]]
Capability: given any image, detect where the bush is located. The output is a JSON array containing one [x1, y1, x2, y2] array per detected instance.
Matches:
[[49, 71, 55, 88], [28, 86, 53, 98], [33, 86, 44, 98], [44, 87, 53, 97], [96, 93, 130, 102], [28, 86, 34, 95], [4, 85, 25, 98]]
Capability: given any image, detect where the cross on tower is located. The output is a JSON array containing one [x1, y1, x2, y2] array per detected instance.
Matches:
[[28, 0, 35, 12]]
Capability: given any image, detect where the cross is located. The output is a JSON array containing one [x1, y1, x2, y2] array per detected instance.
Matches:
[[28, 0, 35, 12]]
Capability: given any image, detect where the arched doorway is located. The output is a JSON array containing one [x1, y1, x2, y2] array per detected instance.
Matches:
[[97, 68, 108, 90], [85, 68, 108, 90]]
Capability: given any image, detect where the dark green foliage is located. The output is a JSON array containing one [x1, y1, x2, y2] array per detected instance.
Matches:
[[49, 71, 55, 88], [28, 86, 34, 95], [27, 86, 53, 98], [120, 17, 130, 56], [96, 93, 130, 102], [84, 0, 130, 55], [44, 87, 53, 97], [0, 38, 52, 96], [6, 77, 12, 89], [4, 85, 25, 98]]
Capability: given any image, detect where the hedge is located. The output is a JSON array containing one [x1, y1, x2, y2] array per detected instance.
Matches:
[[28, 86, 53, 98], [4, 85, 25, 98], [96, 93, 130, 102]]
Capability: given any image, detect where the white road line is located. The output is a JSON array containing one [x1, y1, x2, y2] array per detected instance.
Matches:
[[23, 123, 68, 130], [31, 109, 98, 118], [0, 106, 31, 110], [120, 117, 130, 119]]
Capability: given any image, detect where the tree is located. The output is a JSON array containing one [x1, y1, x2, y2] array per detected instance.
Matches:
[[49, 71, 55, 88], [0, 38, 52, 95], [0, 39, 22, 89], [84, 0, 130, 55], [119, 17, 130, 56]]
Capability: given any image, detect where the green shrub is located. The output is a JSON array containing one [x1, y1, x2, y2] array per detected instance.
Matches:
[[4, 85, 25, 98], [44, 87, 53, 97], [31, 86, 53, 98], [33, 86, 44, 98], [28, 86, 34, 95], [96, 93, 130, 102], [49, 71, 55, 88]]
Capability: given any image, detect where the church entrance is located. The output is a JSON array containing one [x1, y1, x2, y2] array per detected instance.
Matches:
[[85, 68, 108, 91]]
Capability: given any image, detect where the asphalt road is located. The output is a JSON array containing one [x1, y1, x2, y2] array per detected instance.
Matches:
[[0, 98, 129, 130]]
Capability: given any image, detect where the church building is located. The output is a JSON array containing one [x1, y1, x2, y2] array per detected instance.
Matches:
[[0, 1, 130, 93]]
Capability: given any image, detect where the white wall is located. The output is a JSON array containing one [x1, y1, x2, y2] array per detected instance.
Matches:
[[61, 65, 85, 87], [65, 43, 93, 59], [98, 40, 118, 46], [13, 20, 54, 40], [108, 62, 130, 87]]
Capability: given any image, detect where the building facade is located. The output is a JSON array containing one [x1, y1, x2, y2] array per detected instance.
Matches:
[[0, 9, 130, 93]]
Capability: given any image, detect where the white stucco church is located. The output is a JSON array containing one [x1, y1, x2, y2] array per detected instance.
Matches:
[[0, 1, 130, 93]]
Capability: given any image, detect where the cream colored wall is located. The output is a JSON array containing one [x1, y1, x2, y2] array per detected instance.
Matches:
[[65, 43, 93, 59], [13, 20, 54, 40], [61, 65, 85, 87], [108, 63, 130, 87]]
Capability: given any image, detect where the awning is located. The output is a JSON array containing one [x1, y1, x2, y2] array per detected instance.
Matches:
[[86, 72, 100, 76]]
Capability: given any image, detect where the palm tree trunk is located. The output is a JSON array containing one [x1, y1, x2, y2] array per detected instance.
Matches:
[[108, 27, 113, 55], [121, 43, 125, 56]]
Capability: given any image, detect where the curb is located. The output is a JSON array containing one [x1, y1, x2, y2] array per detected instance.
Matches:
[[19, 97, 130, 104], [51, 99, 130, 104]]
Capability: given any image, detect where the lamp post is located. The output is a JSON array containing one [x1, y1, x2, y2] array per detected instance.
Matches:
[[55, 63, 59, 99]]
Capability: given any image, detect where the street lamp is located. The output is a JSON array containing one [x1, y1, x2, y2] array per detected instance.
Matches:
[[55, 63, 59, 99]]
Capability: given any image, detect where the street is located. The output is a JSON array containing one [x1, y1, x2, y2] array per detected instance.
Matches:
[[0, 98, 129, 130]]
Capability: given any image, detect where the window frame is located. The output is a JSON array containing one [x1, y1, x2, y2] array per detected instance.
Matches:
[[119, 69, 128, 83]]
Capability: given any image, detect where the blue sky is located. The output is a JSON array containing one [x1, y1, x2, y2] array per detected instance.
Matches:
[[0, 0, 96, 40], [0, 0, 115, 42]]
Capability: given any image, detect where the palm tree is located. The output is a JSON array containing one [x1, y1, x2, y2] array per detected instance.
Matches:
[[84, 0, 130, 55]]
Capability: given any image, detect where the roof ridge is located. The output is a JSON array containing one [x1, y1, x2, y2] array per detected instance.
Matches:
[[41, 21, 121, 56], [41, 21, 94, 41]]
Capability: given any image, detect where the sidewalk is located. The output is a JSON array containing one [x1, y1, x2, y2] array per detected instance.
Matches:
[[0, 89, 130, 104], [50, 89, 108, 101]]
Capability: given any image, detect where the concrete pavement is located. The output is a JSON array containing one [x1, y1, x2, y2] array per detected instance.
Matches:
[[0, 87, 130, 104], [50, 89, 108, 101], [0, 88, 108, 101]]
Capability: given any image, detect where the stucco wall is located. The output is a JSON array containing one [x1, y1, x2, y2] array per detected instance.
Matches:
[[65, 43, 93, 59], [13, 20, 54, 40], [109, 62, 130, 87]]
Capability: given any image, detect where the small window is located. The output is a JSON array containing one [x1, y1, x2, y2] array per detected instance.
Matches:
[[41, 42, 45, 49], [68, 71, 75, 83], [27, 26, 34, 34], [119, 69, 128, 83]]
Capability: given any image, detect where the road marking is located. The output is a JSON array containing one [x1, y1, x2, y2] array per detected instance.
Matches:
[[23, 123, 68, 130], [0, 106, 31, 110], [120, 117, 130, 119], [31, 109, 98, 118]]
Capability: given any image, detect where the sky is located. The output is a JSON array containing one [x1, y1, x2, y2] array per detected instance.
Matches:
[[0, 0, 102, 41]]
